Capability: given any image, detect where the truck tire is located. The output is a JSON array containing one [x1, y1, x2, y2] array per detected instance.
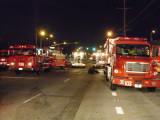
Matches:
[[15, 70, 21, 74], [60, 66, 64, 69], [36, 70, 40, 75], [110, 82, 117, 91], [147, 87, 156, 92], [36, 63, 43, 75], [106, 72, 109, 81]]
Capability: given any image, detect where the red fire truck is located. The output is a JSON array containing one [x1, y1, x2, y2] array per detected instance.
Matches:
[[0, 50, 10, 68], [44, 46, 66, 69], [104, 37, 160, 92], [9, 45, 51, 74], [150, 44, 160, 72]]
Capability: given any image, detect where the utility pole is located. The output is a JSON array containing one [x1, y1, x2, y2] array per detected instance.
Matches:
[[35, 0, 38, 48], [117, 0, 131, 37], [123, 0, 126, 37]]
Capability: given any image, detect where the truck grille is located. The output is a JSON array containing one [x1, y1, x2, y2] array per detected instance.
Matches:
[[126, 62, 149, 73], [128, 74, 146, 76]]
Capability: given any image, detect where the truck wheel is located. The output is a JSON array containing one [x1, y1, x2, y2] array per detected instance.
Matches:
[[110, 82, 117, 91], [60, 66, 64, 69], [15, 70, 21, 74], [36, 63, 43, 75], [106, 72, 109, 81], [147, 87, 156, 92], [36, 70, 40, 75]]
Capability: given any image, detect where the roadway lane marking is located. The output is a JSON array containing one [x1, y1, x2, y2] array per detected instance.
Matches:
[[22, 94, 41, 104], [115, 107, 124, 115], [64, 78, 71, 82], [1, 76, 39, 79], [116, 104, 160, 120], [112, 92, 117, 96]]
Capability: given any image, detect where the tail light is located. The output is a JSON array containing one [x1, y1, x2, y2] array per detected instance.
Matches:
[[142, 69, 147, 72], [128, 68, 132, 71]]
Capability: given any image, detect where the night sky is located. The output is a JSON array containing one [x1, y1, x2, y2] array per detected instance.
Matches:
[[0, 0, 160, 53]]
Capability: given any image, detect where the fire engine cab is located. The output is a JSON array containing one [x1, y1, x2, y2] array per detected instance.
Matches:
[[9, 45, 50, 74], [44, 46, 66, 69], [71, 52, 85, 68], [150, 43, 160, 72], [104, 37, 160, 92], [0, 50, 10, 68], [92, 51, 105, 68]]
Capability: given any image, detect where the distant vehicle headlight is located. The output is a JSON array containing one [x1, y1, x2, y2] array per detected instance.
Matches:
[[11, 62, 15, 65], [28, 62, 32, 66]]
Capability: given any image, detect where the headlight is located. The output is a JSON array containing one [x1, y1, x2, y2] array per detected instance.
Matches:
[[11, 62, 15, 65], [28, 62, 32, 66], [114, 69, 118, 73], [152, 82, 157, 86], [154, 71, 158, 76]]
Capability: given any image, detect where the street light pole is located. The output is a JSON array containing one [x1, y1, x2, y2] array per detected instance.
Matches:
[[150, 30, 156, 41], [40, 37, 42, 48], [39, 30, 45, 48]]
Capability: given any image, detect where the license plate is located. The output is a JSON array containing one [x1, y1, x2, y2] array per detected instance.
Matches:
[[19, 68, 23, 70], [19, 63, 24, 66], [135, 84, 142, 88], [125, 81, 132, 86]]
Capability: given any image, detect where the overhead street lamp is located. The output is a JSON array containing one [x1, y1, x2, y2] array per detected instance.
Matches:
[[50, 34, 53, 38], [106, 31, 113, 38], [39, 30, 55, 48], [150, 30, 156, 41], [40, 31, 45, 36]]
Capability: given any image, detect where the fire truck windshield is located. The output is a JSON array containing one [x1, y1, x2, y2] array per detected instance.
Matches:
[[116, 44, 150, 57], [0, 52, 9, 57], [11, 48, 36, 56]]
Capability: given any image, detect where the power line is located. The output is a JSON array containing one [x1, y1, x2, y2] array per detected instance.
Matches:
[[126, 0, 155, 27], [131, 5, 160, 27]]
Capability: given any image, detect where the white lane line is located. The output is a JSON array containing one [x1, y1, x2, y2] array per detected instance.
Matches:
[[64, 78, 71, 82], [22, 94, 41, 104], [112, 92, 117, 96], [115, 107, 124, 114], [1, 76, 38, 79]]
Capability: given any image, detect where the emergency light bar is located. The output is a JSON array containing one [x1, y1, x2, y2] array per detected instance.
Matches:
[[116, 37, 147, 41], [14, 45, 35, 48], [10, 45, 36, 48]]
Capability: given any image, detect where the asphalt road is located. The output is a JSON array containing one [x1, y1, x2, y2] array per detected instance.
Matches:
[[0, 68, 160, 120]]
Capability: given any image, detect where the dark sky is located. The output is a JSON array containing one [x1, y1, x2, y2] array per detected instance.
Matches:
[[0, 0, 160, 52]]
